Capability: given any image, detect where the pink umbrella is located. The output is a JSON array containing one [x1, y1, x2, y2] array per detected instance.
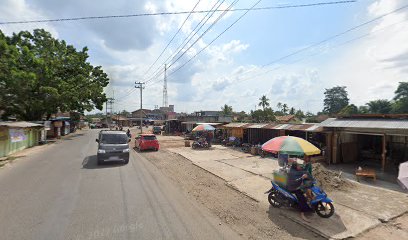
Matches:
[[398, 161, 408, 190]]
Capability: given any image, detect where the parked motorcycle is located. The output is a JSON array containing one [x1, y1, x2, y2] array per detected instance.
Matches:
[[192, 140, 210, 149], [265, 179, 335, 218], [241, 143, 251, 153]]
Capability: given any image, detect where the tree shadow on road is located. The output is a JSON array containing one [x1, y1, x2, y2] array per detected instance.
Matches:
[[82, 155, 124, 169]]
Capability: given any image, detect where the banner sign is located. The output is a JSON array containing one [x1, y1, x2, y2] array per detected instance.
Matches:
[[9, 129, 26, 143], [0, 128, 8, 141]]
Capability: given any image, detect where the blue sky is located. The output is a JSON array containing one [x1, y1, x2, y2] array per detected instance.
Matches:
[[1, 0, 408, 114]]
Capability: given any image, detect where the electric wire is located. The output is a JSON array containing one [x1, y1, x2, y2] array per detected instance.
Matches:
[[144, 0, 226, 84], [145, 0, 238, 85], [0, 1, 356, 25], [143, 0, 202, 77], [167, 0, 262, 80]]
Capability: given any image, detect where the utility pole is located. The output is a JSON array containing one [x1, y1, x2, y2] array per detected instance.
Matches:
[[163, 64, 168, 108], [106, 98, 114, 128], [135, 82, 145, 134]]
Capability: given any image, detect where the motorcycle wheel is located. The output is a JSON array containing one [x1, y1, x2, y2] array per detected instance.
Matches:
[[315, 202, 335, 218], [268, 191, 282, 208], [192, 144, 197, 149]]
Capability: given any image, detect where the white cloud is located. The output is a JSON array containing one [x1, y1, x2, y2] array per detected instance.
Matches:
[[0, 0, 58, 37], [319, 0, 408, 107]]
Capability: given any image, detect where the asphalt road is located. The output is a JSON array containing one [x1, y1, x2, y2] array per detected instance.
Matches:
[[0, 129, 240, 240]]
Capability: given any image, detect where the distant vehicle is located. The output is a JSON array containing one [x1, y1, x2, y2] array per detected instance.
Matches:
[[135, 134, 160, 151], [153, 126, 161, 134], [96, 130, 130, 165]]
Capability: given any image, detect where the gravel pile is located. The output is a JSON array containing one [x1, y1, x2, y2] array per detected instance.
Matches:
[[312, 163, 355, 191]]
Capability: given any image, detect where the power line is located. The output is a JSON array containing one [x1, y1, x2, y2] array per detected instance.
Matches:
[[205, 3, 408, 87], [145, 0, 239, 87], [145, 0, 359, 87], [144, 0, 226, 84], [234, 17, 408, 85], [261, 3, 408, 68], [168, 0, 262, 80], [166, 0, 239, 71], [146, 0, 259, 87], [143, 0, 202, 77], [0, 1, 356, 25]]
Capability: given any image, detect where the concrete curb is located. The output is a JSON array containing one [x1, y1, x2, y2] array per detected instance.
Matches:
[[167, 150, 261, 203]]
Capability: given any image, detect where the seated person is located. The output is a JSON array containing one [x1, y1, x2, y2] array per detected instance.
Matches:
[[301, 156, 314, 202], [287, 161, 312, 222]]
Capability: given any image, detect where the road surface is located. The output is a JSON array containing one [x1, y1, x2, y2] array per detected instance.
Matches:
[[0, 129, 240, 240]]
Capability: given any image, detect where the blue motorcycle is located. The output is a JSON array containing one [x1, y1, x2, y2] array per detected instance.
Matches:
[[265, 179, 335, 218]]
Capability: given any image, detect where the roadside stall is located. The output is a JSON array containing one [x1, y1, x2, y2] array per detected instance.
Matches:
[[0, 122, 44, 157], [222, 123, 252, 143]]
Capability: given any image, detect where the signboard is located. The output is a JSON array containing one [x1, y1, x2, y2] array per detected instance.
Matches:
[[44, 121, 51, 130], [0, 128, 8, 141], [53, 121, 63, 128], [9, 129, 26, 142]]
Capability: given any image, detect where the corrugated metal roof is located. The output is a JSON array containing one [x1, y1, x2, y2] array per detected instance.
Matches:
[[223, 123, 251, 128], [305, 125, 324, 132], [287, 124, 313, 131], [0, 121, 44, 128], [262, 123, 279, 129], [276, 115, 295, 122], [273, 124, 292, 129], [247, 123, 269, 129], [197, 122, 223, 126], [319, 118, 408, 129]]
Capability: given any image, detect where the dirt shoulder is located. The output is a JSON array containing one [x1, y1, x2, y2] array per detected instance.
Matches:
[[142, 149, 323, 240]]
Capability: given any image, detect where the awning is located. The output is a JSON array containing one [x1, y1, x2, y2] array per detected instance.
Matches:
[[0, 121, 44, 128], [287, 124, 314, 131], [272, 124, 293, 130], [247, 124, 269, 129], [305, 125, 324, 132], [223, 123, 252, 128]]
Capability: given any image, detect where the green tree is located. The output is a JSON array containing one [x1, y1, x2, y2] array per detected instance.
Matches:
[[258, 95, 270, 111], [282, 103, 288, 114], [250, 107, 275, 123], [358, 106, 369, 114], [236, 111, 248, 122], [221, 104, 233, 116], [277, 102, 282, 112], [0, 29, 109, 120], [323, 86, 349, 114], [305, 112, 318, 123], [295, 109, 305, 118], [289, 107, 295, 115], [366, 99, 392, 114], [393, 82, 408, 113], [119, 110, 131, 117], [339, 104, 359, 116]]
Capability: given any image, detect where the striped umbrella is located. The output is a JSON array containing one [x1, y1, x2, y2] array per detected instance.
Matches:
[[192, 124, 215, 132], [262, 136, 321, 156]]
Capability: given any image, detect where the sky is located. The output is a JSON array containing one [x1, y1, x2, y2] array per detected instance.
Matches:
[[1, 0, 408, 114]]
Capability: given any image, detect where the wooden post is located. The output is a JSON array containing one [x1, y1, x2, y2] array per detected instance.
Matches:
[[332, 132, 338, 164], [381, 134, 386, 172], [325, 132, 332, 164]]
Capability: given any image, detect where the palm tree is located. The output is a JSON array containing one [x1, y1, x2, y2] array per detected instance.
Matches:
[[282, 103, 288, 114], [221, 104, 233, 116], [258, 95, 270, 111], [366, 100, 392, 114]]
